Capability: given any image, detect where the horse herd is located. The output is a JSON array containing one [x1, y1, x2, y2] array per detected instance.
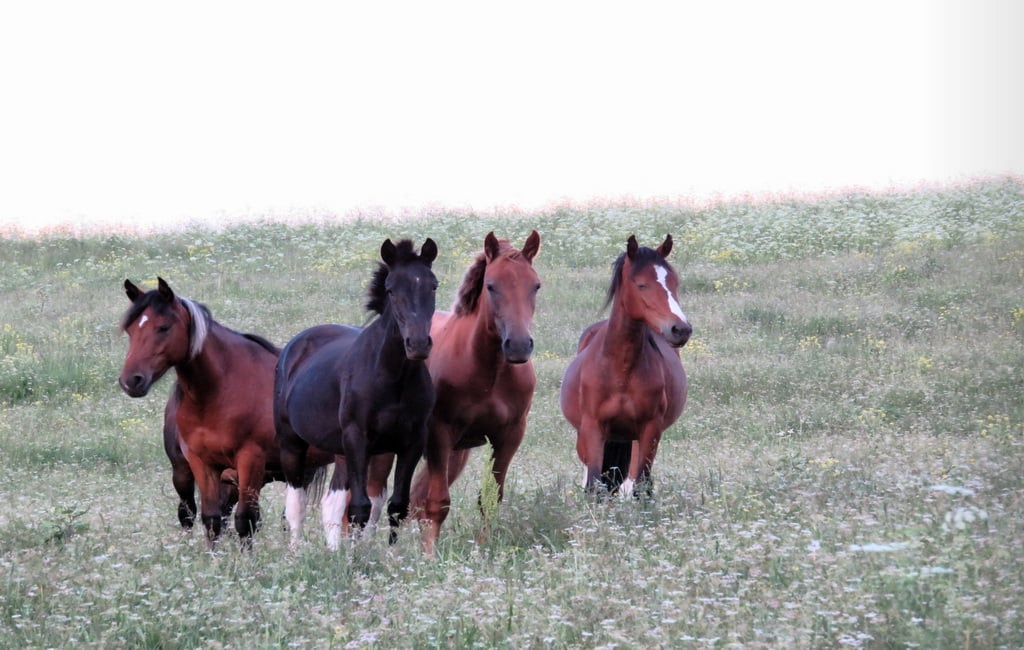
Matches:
[[118, 232, 692, 554]]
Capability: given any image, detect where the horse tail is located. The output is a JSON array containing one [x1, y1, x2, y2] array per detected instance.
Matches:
[[601, 441, 632, 493]]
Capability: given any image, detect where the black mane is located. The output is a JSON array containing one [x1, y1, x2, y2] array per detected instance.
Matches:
[[366, 239, 421, 315]]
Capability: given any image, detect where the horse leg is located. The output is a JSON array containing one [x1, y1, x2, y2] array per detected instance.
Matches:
[[367, 453, 394, 530], [170, 458, 197, 530], [233, 447, 267, 549], [575, 415, 605, 494], [387, 438, 424, 545], [630, 427, 662, 499], [321, 461, 348, 551], [278, 428, 310, 549], [218, 468, 240, 522], [188, 456, 225, 550], [341, 425, 372, 530], [421, 424, 455, 556]]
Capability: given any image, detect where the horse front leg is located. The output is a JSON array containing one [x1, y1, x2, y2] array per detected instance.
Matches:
[[366, 453, 394, 531], [233, 447, 267, 550], [170, 457, 197, 530], [575, 415, 605, 495], [629, 425, 662, 500], [421, 422, 454, 556], [387, 436, 424, 545], [187, 455, 224, 551], [341, 424, 372, 531]]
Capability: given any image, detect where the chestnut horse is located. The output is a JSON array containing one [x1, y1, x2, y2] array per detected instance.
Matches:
[[274, 238, 438, 549], [119, 278, 330, 548], [410, 231, 541, 554], [560, 235, 691, 496]]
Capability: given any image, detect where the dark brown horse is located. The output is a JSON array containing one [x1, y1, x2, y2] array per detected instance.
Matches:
[[119, 278, 330, 548], [274, 238, 438, 549], [560, 235, 690, 496], [408, 231, 541, 555]]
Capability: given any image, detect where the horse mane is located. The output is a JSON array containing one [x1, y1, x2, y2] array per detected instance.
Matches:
[[454, 239, 522, 316], [603, 245, 673, 312], [120, 291, 240, 361], [366, 239, 422, 315]]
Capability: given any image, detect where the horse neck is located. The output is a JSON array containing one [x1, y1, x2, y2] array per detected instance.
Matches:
[[602, 292, 652, 371], [367, 309, 417, 376], [172, 321, 230, 400], [465, 297, 506, 368]]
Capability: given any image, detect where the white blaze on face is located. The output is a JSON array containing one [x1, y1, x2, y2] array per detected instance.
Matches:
[[138, 314, 149, 329], [655, 265, 688, 324]]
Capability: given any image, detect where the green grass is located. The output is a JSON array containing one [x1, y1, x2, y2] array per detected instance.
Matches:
[[1, 178, 1023, 648]]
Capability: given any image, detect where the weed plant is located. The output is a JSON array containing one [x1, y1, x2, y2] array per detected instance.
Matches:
[[1, 179, 1022, 648]]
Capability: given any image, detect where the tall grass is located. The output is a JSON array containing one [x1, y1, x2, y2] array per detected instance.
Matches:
[[1, 179, 1022, 648]]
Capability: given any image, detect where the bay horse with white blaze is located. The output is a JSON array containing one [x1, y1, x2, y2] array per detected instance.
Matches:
[[409, 230, 541, 555], [274, 238, 438, 549], [560, 234, 690, 496], [119, 278, 331, 548]]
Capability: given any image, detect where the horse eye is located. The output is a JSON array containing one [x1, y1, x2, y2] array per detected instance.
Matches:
[[534, 282, 542, 292], [486, 284, 496, 293], [157, 324, 171, 333]]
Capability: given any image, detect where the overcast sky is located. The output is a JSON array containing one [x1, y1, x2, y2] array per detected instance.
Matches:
[[1, 1, 1021, 233]]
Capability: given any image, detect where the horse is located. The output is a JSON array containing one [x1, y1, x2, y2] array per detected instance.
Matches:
[[406, 230, 541, 555], [119, 277, 331, 548], [274, 238, 438, 549], [560, 234, 691, 497]]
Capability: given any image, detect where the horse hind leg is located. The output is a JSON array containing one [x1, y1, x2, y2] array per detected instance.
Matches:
[[321, 462, 349, 551], [601, 440, 632, 495], [171, 461, 197, 529]]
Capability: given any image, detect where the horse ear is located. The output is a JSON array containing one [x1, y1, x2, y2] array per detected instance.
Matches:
[[380, 239, 397, 266], [420, 238, 438, 265], [521, 230, 541, 262], [657, 234, 673, 258], [626, 235, 639, 260], [157, 277, 175, 302], [484, 232, 501, 261], [124, 279, 143, 302]]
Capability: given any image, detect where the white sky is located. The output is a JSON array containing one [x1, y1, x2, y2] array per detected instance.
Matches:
[[1, 1, 1021, 233]]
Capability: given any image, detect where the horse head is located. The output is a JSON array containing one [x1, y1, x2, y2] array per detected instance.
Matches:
[[614, 234, 692, 347], [479, 230, 541, 363], [376, 238, 439, 360], [119, 277, 205, 397]]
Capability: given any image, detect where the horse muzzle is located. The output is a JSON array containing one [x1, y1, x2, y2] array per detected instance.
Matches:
[[502, 335, 535, 364], [662, 321, 692, 348], [404, 335, 433, 361], [119, 373, 152, 398]]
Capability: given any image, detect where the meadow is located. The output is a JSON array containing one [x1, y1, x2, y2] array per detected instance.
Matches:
[[1, 179, 1022, 649]]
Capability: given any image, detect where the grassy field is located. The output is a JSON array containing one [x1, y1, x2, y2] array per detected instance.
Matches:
[[1, 179, 1023, 648]]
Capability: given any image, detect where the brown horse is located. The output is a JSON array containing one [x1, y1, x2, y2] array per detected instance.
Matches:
[[119, 277, 330, 548], [408, 231, 541, 554], [560, 234, 690, 497]]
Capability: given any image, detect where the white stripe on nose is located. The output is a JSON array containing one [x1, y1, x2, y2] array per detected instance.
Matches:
[[655, 265, 688, 324], [138, 314, 149, 329]]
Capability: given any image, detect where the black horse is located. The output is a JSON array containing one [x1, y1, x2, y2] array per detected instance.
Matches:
[[274, 238, 438, 548]]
